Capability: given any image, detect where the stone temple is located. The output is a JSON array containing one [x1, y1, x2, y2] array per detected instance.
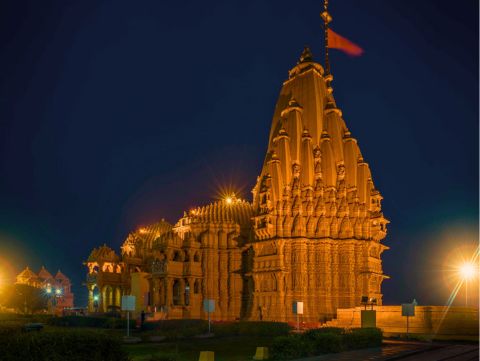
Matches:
[[85, 48, 389, 322]]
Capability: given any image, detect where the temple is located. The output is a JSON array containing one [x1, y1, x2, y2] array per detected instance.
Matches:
[[85, 48, 388, 322], [16, 266, 74, 311]]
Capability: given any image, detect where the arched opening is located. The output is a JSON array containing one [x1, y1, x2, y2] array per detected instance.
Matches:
[[184, 279, 190, 306], [172, 251, 182, 262], [172, 280, 181, 305], [193, 252, 200, 262], [194, 279, 200, 294]]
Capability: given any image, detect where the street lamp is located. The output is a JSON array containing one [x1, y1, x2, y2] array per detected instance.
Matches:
[[459, 262, 477, 307], [93, 295, 99, 312]]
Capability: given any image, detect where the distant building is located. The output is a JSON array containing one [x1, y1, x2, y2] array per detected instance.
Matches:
[[16, 266, 74, 311]]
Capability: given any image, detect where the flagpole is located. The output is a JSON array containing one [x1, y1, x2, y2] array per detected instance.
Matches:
[[322, 0, 330, 75], [321, 0, 333, 88]]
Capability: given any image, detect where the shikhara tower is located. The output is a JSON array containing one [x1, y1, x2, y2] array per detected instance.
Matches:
[[250, 47, 389, 321], [85, 48, 389, 323]]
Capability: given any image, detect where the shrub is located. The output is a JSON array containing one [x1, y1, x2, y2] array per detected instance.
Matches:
[[343, 327, 382, 350], [270, 334, 307, 360], [302, 331, 343, 354], [271, 327, 383, 360], [213, 321, 291, 337], [0, 330, 130, 361], [146, 354, 177, 361], [303, 327, 344, 338], [238, 321, 292, 336], [211, 322, 239, 336], [142, 319, 209, 339], [0, 321, 24, 336], [47, 316, 135, 329]]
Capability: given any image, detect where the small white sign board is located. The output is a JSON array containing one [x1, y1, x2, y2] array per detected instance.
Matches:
[[401, 303, 415, 317], [293, 301, 304, 315], [121, 295, 136, 311], [203, 299, 215, 313]]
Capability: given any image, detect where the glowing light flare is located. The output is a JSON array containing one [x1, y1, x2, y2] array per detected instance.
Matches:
[[223, 192, 242, 205], [55, 288, 62, 296], [459, 262, 477, 280], [138, 228, 148, 234]]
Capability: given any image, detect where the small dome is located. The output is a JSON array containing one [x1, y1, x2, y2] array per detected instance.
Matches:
[[38, 266, 53, 280], [55, 270, 69, 281], [87, 244, 119, 262]]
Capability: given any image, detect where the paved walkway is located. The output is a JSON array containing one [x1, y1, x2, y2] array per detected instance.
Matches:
[[387, 344, 479, 361], [292, 341, 479, 361]]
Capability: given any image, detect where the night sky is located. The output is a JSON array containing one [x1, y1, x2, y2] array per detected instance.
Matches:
[[0, 0, 478, 308]]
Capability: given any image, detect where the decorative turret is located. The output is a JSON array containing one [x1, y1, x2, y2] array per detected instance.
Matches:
[[16, 266, 38, 285], [38, 266, 53, 281]]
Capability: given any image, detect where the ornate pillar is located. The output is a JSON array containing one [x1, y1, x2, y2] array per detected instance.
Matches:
[[88, 288, 94, 312], [178, 279, 185, 306], [166, 278, 173, 306]]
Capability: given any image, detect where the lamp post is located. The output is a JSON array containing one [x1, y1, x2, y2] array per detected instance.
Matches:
[[45, 286, 62, 314], [93, 295, 99, 313], [459, 262, 476, 307]]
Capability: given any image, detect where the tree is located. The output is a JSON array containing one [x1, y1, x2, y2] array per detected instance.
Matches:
[[3, 284, 48, 314]]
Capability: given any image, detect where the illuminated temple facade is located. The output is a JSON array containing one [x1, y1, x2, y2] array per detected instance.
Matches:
[[85, 48, 389, 322]]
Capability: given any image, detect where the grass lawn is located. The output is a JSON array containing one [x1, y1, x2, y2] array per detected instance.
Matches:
[[124, 336, 274, 361]]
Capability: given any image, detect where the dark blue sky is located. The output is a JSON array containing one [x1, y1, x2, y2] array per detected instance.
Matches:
[[0, 0, 478, 308]]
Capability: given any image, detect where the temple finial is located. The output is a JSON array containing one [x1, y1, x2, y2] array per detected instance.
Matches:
[[299, 46, 313, 63]]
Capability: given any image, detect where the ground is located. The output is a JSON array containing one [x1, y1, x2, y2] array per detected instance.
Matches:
[[124, 336, 274, 361], [124, 338, 480, 361]]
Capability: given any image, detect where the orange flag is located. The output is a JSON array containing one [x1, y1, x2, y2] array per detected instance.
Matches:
[[328, 28, 364, 56]]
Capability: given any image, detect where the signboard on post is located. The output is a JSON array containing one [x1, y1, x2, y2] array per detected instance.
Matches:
[[292, 301, 303, 332], [402, 303, 415, 317], [121, 295, 136, 338], [292, 301, 303, 315], [203, 299, 215, 313], [361, 310, 377, 328], [121, 295, 136, 311], [402, 300, 417, 338], [203, 299, 215, 334]]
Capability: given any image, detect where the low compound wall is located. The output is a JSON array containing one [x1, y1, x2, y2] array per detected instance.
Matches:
[[325, 305, 479, 340]]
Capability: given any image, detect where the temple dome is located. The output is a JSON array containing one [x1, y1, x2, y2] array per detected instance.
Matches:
[[132, 219, 172, 243], [87, 244, 119, 262], [181, 197, 254, 230]]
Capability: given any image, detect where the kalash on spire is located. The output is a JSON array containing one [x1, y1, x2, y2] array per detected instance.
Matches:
[[85, 21, 388, 324]]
